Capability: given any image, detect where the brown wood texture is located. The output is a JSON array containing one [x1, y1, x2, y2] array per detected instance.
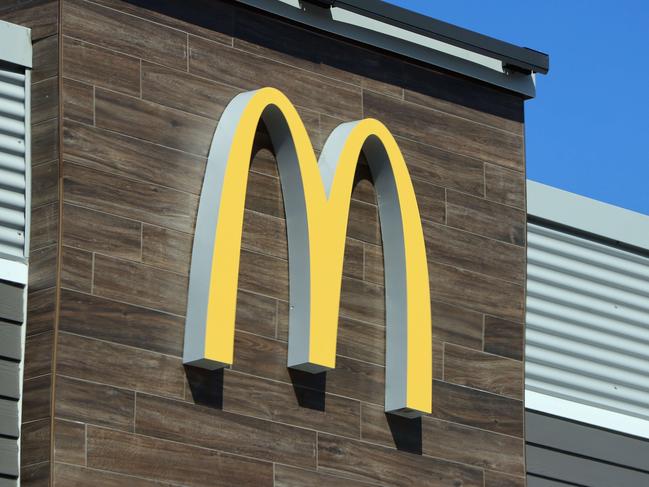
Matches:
[[31, 0, 529, 484], [53, 419, 85, 465], [485, 470, 527, 487], [361, 403, 524, 475]]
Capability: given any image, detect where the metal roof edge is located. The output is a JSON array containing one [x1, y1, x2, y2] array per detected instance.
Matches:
[[333, 0, 549, 74], [235, 0, 541, 98], [0, 20, 32, 68], [527, 180, 649, 251]]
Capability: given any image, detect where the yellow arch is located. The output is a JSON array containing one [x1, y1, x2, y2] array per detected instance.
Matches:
[[184, 87, 431, 415]]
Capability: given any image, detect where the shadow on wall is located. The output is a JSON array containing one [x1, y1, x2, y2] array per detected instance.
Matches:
[[185, 365, 224, 409], [124, 0, 523, 123], [185, 364, 423, 455]]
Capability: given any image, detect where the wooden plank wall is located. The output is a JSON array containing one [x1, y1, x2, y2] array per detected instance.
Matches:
[[22, 0, 528, 484], [1, 0, 61, 485]]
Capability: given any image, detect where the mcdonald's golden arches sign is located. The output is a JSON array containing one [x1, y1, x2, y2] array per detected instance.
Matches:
[[183, 87, 432, 417]]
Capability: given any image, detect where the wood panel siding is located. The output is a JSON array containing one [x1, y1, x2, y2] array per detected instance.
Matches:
[[11, 0, 528, 483], [136, 393, 317, 468], [86, 426, 273, 486], [62, 0, 188, 70], [53, 419, 85, 465]]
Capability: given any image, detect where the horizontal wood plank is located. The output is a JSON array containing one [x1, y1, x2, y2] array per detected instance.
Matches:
[[61, 246, 92, 293], [397, 136, 485, 196], [221, 369, 361, 439], [446, 190, 526, 246], [55, 463, 174, 486], [33, 118, 58, 165], [92, 254, 188, 316], [86, 426, 273, 487], [63, 0, 187, 69], [141, 224, 192, 275], [54, 419, 86, 466], [189, 35, 362, 121], [235, 289, 277, 339], [21, 419, 50, 466], [136, 393, 316, 468], [22, 375, 52, 423], [64, 162, 198, 234], [94, 88, 216, 156], [30, 202, 58, 251], [361, 403, 524, 475], [432, 380, 523, 437], [29, 245, 57, 291], [63, 204, 142, 260], [62, 77, 94, 124], [24, 331, 53, 379], [25, 287, 56, 336], [484, 316, 524, 361], [31, 160, 58, 208], [428, 261, 524, 322], [32, 34, 58, 83], [57, 333, 185, 399], [444, 344, 523, 400], [55, 375, 135, 431], [364, 90, 524, 171], [32, 76, 58, 124], [59, 289, 184, 357], [142, 61, 242, 119], [63, 35, 141, 96], [275, 465, 377, 487], [423, 220, 525, 283], [318, 433, 483, 487], [484, 470, 526, 487], [431, 299, 483, 350], [485, 163, 526, 209], [64, 121, 206, 194]]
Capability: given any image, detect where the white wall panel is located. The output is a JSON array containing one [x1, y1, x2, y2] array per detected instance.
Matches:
[[0, 19, 32, 485], [0, 68, 27, 259], [526, 223, 649, 423]]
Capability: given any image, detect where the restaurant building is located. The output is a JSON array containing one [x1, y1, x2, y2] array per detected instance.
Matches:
[[524, 182, 649, 486], [0, 0, 596, 486]]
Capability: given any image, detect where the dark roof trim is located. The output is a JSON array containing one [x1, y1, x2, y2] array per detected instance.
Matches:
[[329, 0, 549, 74], [235, 0, 541, 97]]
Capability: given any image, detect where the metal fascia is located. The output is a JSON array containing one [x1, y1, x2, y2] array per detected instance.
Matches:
[[334, 0, 549, 74], [237, 0, 537, 98], [527, 180, 649, 252], [526, 390, 649, 440], [0, 20, 32, 68]]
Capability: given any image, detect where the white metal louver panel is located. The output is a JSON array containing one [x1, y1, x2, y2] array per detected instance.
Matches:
[[0, 68, 27, 258], [526, 222, 649, 422], [0, 18, 32, 486]]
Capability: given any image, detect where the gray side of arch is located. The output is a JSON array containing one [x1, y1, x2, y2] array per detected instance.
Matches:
[[183, 90, 257, 368], [263, 106, 313, 372], [364, 136, 409, 414]]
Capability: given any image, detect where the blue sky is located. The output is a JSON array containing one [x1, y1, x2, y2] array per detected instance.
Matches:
[[387, 1, 649, 216]]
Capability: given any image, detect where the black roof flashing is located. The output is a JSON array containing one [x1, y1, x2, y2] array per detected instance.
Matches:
[[307, 0, 549, 74]]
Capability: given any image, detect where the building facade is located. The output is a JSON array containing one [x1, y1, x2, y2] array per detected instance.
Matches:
[[525, 181, 649, 486], [0, 0, 551, 485]]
